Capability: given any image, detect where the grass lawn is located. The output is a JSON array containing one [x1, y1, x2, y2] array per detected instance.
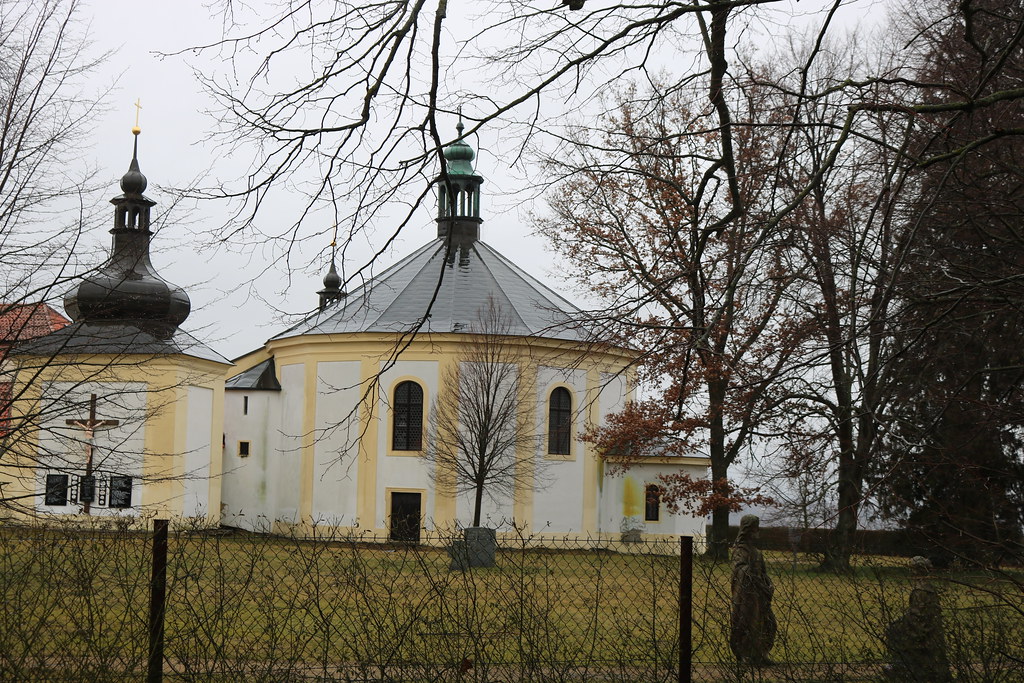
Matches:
[[0, 526, 1020, 682]]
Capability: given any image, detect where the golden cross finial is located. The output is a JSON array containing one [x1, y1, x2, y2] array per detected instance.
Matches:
[[331, 223, 338, 248], [132, 98, 142, 135]]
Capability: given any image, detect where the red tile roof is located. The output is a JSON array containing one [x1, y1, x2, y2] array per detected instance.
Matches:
[[0, 303, 70, 345]]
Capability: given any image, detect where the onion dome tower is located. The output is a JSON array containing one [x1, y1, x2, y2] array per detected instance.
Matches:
[[64, 129, 191, 339], [436, 118, 484, 247], [317, 254, 346, 311]]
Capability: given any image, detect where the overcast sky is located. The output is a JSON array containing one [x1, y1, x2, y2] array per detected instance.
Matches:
[[73, 0, 597, 360], [76, 0, 883, 364]]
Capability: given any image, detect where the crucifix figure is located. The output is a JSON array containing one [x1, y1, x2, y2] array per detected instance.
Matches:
[[65, 394, 119, 514]]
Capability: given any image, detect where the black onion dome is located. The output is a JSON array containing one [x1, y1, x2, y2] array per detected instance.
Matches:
[[323, 261, 342, 290], [63, 133, 191, 339], [119, 154, 148, 194], [317, 257, 346, 311]]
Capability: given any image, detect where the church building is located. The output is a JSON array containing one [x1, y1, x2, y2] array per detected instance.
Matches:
[[1, 129, 230, 520], [1, 122, 708, 542], [220, 123, 709, 541]]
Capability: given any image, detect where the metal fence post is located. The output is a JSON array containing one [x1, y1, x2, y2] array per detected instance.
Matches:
[[679, 535, 693, 683], [148, 519, 168, 683]]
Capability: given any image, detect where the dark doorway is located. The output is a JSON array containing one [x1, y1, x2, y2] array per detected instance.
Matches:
[[390, 492, 422, 543]]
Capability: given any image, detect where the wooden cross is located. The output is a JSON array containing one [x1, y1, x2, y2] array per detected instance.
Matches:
[[66, 394, 119, 514]]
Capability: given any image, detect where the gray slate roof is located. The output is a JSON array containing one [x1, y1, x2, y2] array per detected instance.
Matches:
[[225, 358, 281, 390], [274, 239, 594, 343], [12, 322, 231, 365]]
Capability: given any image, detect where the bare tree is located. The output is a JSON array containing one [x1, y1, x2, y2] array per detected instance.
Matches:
[[535, 80, 800, 559], [188, 0, 793, 296], [741, 37, 920, 571], [425, 300, 540, 528], [0, 0, 117, 514], [0, 0, 107, 294]]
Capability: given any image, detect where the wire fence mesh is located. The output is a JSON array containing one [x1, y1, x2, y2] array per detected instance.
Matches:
[[0, 520, 1020, 682]]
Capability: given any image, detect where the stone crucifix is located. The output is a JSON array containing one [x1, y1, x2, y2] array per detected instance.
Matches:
[[65, 394, 119, 514]]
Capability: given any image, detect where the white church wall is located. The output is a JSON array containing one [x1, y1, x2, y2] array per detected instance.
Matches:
[[35, 381, 147, 516], [532, 459, 584, 532], [274, 363, 306, 524], [595, 370, 626, 536], [311, 360, 361, 526], [531, 366, 587, 532], [600, 463, 708, 539], [221, 390, 279, 530], [181, 386, 214, 518], [598, 371, 627, 418], [376, 360, 437, 529]]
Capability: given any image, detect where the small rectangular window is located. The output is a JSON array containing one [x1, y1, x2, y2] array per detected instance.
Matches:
[[109, 476, 132, 509], [238, 440, 251, 457], [44, 474, 69, 506], [644, 484, 661, 522], [243, 395, 249, 415]]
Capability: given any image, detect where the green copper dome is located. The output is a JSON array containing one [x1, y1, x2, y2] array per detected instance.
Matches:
[[442, 120, 476, 176]]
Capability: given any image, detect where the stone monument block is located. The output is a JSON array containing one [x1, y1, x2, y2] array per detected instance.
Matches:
[[464, 526, 497, 568], [449, 527, 497, 570]]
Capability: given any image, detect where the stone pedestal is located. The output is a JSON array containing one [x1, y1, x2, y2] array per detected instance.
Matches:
[[449, 527, 496, 569], [465, 526, 496, 567]]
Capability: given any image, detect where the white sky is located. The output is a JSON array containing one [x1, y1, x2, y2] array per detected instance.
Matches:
[[77, 0, 582, 359]]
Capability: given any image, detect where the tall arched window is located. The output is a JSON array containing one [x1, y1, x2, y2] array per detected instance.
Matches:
[[548, 387, 572, 455], [392, 381, 423, 451]]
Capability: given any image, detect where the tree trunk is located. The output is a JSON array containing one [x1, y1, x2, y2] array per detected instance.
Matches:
[[473, 482, 484, 528], [708, 502, 731, 562], [811, 225, 859, 573], [822, 457, 858, 572], [706, 378, 731, 561]]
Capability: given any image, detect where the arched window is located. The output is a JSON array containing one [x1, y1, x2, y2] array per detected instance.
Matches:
[[645, 484, 662, 522], [392, 381, 423, 451], [548, 387, 572, 455]]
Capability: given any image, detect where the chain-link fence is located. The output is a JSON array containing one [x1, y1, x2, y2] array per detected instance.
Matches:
[[0, 521, 1020, 682]]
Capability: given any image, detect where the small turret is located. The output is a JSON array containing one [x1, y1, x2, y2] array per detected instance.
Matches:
[[436, 118, 484, 245], [318, 257, 346, 311]]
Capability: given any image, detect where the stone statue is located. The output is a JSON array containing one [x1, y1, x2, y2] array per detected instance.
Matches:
[[884, 556, 951, 682], [730, 514, 777, 665]]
